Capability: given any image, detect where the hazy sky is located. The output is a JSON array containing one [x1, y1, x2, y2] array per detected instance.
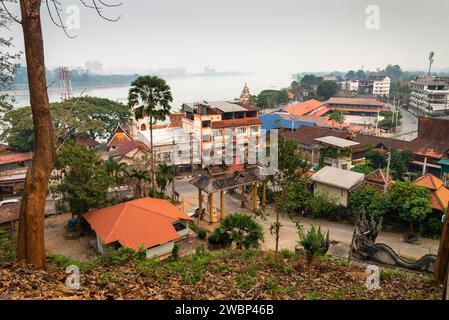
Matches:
[[3, 0, 449, 73]]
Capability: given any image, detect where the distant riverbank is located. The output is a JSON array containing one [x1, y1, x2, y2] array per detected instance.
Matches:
[[6, 71, 293, 109]]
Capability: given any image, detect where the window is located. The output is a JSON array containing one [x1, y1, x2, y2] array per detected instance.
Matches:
[[140, 124, 147, 131], [202, 120, 211, 128], [250, 126, 259, 133], [236, 127, 246, 134], [213, 129, 222, 137]]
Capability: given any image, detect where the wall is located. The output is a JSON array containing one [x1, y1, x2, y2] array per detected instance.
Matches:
[[314, 182, 348, 207], [146, 241, 175, 259]]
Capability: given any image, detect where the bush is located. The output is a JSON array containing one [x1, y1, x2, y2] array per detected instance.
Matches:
[[171, 243, 179, 260], [298, 225, 330, 264], [208, 228, 232, 248], [197, 228, 207, 240], [306, 192, 340, 219], [102, 247, 136, 266], [215, 213, 264, 249], [0, 227, 16, 264]]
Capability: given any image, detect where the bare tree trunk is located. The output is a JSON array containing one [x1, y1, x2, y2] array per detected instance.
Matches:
[[17, 0, 56, 269], [149, 115, 155, 195], [275, 210, 280, 260]]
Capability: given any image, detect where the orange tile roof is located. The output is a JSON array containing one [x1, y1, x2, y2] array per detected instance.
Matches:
[[282, 99, 326, 116], [434, 186, 449, 211], [108, 132, 132, 147], [414, 173, 444, 190], [0, 152, 33, 166], [308, 107, 331, 117], [84, 198, 193, 250]]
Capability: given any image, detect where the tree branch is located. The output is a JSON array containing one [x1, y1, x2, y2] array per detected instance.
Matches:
[[0, 0, 22, 24]]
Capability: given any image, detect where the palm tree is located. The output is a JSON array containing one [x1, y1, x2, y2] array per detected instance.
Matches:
[[130, 169, 151, 198], [105, 157, 128, 185], [128, 76, 173, 195], [156, 163, 174, 196]]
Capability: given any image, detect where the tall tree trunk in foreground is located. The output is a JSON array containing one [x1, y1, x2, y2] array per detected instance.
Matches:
[[149, 115, 155, 195], [17, 0, 56, 269], [436, 208, 449, 285]]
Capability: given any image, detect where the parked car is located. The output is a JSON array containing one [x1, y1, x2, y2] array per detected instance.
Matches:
[[0, 198, 20, 206]]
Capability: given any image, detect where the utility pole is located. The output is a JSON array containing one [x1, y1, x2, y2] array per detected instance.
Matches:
[[172, 135, 176, 201], [384, 151, 391, 194]]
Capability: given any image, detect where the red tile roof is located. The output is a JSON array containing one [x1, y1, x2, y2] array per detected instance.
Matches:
[[282, 99, 326, 116], [0, 152, 33, 166], [84, 198, 193, 250], [211, 117, 261, 129], [111, 140, 150, 157]]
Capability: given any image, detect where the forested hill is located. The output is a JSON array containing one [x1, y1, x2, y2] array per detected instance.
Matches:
[[11, 66, 140, 90]]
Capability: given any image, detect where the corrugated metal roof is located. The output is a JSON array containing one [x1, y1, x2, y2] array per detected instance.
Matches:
[[84, 198, 193, 250], [311, 166, 365, 190]]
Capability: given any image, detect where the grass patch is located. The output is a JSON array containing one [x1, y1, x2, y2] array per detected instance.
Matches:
[[380, 268, 402, 281], [304, 291, 320, 300], [212, 263, 231, 273]]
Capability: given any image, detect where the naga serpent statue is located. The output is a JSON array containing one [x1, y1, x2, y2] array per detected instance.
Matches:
[[352, 213, 436, 273]]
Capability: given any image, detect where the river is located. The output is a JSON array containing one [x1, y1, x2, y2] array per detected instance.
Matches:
[[8, 71, 294, 111]]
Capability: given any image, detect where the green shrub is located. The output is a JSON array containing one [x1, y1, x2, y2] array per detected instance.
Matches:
[[298, 225, 330, 264], [102, 247, 135, 266], [188, 222, 199, 233], [209, 213, 263, 249], [171, 243, 180, 260], [197, 228, 207, 240], [0, 227, 16, 264]]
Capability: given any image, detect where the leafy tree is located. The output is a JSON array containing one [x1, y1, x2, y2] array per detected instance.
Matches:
[[280, 179, 312, 215], [345, 70, 356, 80], [328, 110, 347, 123], [387, 181, 432, 235], [385, 64, 403, 81], [52, 143, 113, 231], [365, 149, 386, 169], [1, 97, 130, 151], [316, 80, 340, 100], [298, 225, 330, 265], [209, 213, 264, 249], [300, 74, 322, 88], [352, 161, 374, 175], [349, 187, 388, 217], [267, 138, 311, 259], [128, 76, 173, 194], [390, 150, 413, 180], [356, 70, 367, 80]]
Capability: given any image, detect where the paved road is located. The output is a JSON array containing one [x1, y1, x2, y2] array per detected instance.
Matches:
[[176, 177, 439, 259], [397, 107, 418, 141]]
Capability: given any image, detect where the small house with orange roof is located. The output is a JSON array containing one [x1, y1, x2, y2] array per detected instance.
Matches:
[[414, 173, 449, 212], [84, 197, 193, 259]]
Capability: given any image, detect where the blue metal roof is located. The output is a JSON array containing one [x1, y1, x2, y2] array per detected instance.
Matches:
[[259, 114, 315, 131]]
